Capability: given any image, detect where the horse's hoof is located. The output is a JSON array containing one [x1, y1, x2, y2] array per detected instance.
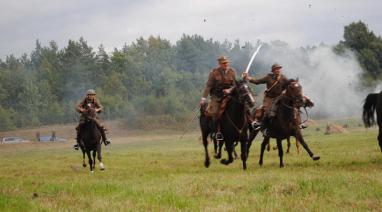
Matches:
[[220, 159, 231, 165], [312, 156, 320, 161], [214, 154, 221, 159], [204, 160, 210, 168], [90, 170, 94, 173], [243, 164, 247, 170], [99, 163, 105, 170], [280, 164, 284, 168], [82, 164, 87, 167], [259, 161, 263, 167]]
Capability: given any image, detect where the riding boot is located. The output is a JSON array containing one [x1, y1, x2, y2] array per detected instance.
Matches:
[[100, 127, 111, 146], [74, 126, 80, 150], [262, 116, 272, 137]]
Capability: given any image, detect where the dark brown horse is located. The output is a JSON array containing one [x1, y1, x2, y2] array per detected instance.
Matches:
[[258, 79, 320, 167], [78, 107, 104, 172], [363, 91, 382, 152], [200, 80, 256, 170]]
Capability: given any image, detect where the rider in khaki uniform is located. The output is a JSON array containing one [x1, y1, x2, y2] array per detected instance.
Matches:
[[200, 56, 237, 140], [74, 89, 111, 150], [242, 63, 289, 129]]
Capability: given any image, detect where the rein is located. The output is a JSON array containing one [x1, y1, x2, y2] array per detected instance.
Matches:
[[224, 111, 247, 135]]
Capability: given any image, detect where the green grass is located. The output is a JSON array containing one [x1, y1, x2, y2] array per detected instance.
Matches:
[[0, 126, 382, 211]]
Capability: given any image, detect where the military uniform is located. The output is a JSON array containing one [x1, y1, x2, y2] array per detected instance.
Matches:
[[249, 73, 289, 118], [76, 98, 103, 125], [75, 91, 110, 150], [202, 66, 236, 118]]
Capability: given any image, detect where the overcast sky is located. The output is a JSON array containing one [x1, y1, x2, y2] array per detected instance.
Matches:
[[1, 0, 381, 59]]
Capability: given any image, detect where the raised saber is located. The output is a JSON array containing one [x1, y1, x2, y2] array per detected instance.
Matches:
[[244, 43, 262, 74]]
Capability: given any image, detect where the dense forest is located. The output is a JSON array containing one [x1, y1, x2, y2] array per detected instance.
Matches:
[[0, 21, 380, 130]]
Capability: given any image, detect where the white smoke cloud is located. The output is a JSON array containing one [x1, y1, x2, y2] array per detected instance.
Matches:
[[254, 42, 367, 118]]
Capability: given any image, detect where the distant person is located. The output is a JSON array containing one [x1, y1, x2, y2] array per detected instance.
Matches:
[[200, 56, 237, 140], [74, 89, 111, 150]]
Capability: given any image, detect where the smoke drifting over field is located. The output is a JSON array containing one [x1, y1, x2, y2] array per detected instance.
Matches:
[[254, 42, 366, 118]]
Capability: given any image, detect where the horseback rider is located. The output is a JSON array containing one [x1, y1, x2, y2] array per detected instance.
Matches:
[[200, 56, 237, 141], [243, 63, 314, 132], [242, 63, 289, 130], [73, 89, 111, 150]]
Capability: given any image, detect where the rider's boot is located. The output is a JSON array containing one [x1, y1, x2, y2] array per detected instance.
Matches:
[[261, 116, 272, 137], [100, 127, 111, 146], [74, 126, 80, 150]]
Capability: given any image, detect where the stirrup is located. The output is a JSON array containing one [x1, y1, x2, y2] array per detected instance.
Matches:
[[215, 132, 224, 141], [104, 139, 111, 146], [300, 123, 308, 129], [251, 121, 263, 131], [73, 143, 79, 150]]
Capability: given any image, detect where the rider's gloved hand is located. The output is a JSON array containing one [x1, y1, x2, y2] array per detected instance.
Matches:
[[200, 97, 207, 106], [242, 72, 253, 81]]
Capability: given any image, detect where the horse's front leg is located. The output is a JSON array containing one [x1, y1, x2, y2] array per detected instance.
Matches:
[[86, 151, 93, 172], [378, 127, 382, 152], [296, 138, 300, 154], [220, 140, 234, 165], [276, 139, 284, 168], [240, 136, 248, 170], [214, 138, 223, 159], [247, 128, 259, 156], [286, 137, 291, 154], [202, 134, 210, 168], [295, 131, 320, 161], [259, 137, 270, 166], [81, 148, 87, 167], [97, 143, 105, 170], [92, 150, 97, 170]]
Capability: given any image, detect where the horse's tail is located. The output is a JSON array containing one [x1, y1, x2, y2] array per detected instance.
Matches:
[[363, 93, 378, 128]]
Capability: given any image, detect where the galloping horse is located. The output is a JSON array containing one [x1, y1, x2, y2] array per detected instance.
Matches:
[[200, 80, 256, 170], [363, 91, 382, 152], [258, 79, 320, 167], [78, 106, 104, 172]]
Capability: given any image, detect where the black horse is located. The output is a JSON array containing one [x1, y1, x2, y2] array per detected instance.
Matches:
[[78, 107, 104, 172], [200, 80, 256, 170], [363, 91, 382, 152], [258, 79, 320, 167]]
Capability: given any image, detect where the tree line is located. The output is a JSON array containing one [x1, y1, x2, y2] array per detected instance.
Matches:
[[0, 21, 380, 130]]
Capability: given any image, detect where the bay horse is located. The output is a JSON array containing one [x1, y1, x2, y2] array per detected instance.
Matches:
[[200, 80, 256, 170], [258, 79, 320, 167], [362, 91, 382, 152], [78, 106, 104, 172]]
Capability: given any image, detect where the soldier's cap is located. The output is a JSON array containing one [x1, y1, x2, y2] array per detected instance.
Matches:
[[86, 89, 96, 95], [217, 56, 229, 64], [271, 63, 282, 70]]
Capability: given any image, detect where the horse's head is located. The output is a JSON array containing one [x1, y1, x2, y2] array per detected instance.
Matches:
[[285, 78, 305, 107], [235, 80, 256, 109]]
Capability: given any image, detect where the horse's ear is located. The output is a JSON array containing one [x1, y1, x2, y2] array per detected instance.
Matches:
[[296, 77, 299, 82]]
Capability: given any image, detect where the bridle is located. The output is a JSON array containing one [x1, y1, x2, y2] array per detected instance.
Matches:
[[222, 81, 255, 135]]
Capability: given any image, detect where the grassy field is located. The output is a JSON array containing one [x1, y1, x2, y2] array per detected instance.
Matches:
[[0, 122, 382, 211]]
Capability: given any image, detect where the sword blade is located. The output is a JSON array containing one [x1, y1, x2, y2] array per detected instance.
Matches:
[[244, 44, 262, 74]]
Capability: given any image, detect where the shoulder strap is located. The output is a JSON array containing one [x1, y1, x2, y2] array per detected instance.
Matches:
[[265, 75, 281, 93]]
